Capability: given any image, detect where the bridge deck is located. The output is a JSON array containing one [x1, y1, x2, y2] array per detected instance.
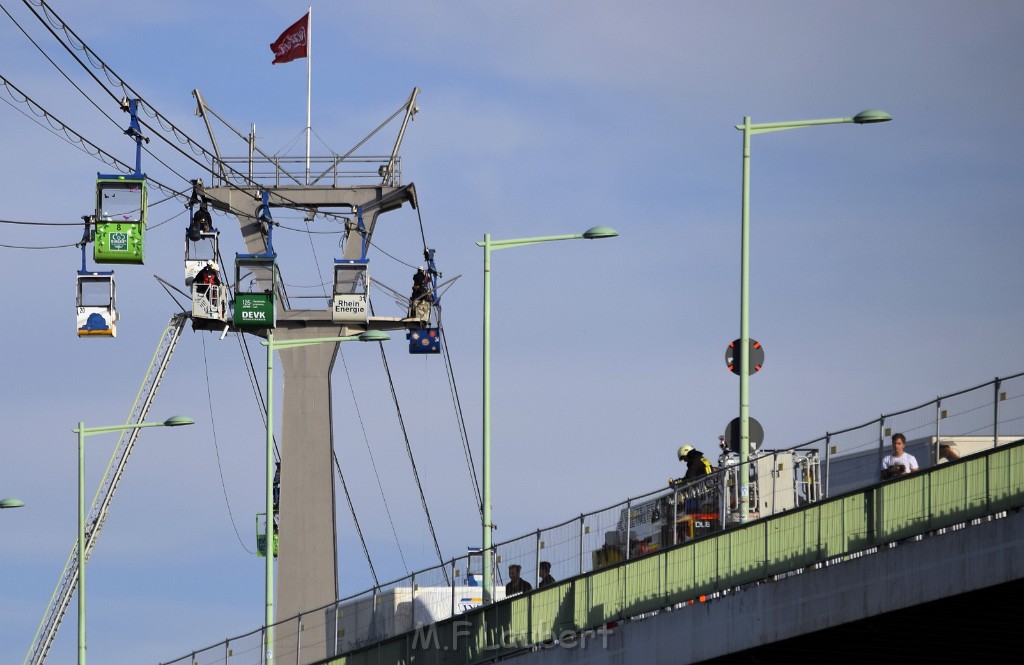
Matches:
[[323, 440, 1023, 665]]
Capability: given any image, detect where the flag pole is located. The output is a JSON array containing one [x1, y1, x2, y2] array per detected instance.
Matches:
[[305, 6, 312, 185]]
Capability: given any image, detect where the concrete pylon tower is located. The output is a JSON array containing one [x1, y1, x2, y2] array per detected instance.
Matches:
[[205, 183, 418, 661]]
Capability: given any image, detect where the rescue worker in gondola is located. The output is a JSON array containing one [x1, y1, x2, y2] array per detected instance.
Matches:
[[409, 266, 431, 319], [195, 261, 221, 294], [188, 205, 212, 241]]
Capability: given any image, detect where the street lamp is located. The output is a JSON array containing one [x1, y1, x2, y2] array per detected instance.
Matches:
[[258, 329, 389, 663], [477, 226, 618, 603], [74, 415, 194, 665], [0, 498, 25, 509], [736, 110, 891, 522]]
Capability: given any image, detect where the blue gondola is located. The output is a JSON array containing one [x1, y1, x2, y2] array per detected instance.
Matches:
[[405, 248, 441, 354], [407, 328, 440, 354]]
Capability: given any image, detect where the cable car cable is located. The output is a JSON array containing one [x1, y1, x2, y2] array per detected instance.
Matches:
[[0, 1, 121, 127], [24, 0, 457, 579], [272, 223, 345, 235], [16, 1, 382, 233], [0, 203, 185, 253], [0, 218, 86, 226], [19, 0, 356, 222], [200, 333, 255, 555], [368, 308, 449, 582], [4, 0, 200, 193], [9, 1, 193, 187], [0, 74, 135, 174], [414, 204, 429, 258], [405, 203, 480, 511], [336, 347, 410, 573], [0, 241, 78, 249], [0, 74, 195, 216], [364, 238, 419, 271], [15, 0, 425, 607], [300, 218, 330, 301], [435, 311, 482, 512], [332, 451, 380, 590], [233, 332, 280, 463]]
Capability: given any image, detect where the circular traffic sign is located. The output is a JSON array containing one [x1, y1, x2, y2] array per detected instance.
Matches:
[[724, 417, 764, 453], [725, 338, 764, 376]]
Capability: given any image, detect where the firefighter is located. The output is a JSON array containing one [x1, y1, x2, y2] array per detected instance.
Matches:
[[672, 445, 712, 484], [409, 266, 431, 319], [195, 261, 220, 293]]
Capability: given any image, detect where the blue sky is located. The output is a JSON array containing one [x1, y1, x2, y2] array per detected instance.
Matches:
[[2, 1, 1023, 663]]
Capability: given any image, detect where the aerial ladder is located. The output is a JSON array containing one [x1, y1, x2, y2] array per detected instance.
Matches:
[[24, 313, 188, 665]]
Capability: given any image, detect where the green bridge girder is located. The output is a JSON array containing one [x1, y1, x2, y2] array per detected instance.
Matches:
[[323, 439, 1023, 665]]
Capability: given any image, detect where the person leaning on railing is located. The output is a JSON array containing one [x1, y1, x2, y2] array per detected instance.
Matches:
[[881, 433, 919, 480], [670, 445, 713, 485]]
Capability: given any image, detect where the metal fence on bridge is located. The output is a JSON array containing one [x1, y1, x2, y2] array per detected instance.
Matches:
[[160, 372, 1024, 665]]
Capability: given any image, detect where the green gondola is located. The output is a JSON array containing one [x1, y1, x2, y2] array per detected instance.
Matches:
[[93, 99, 149, 264], [93, 175, 147, 264]]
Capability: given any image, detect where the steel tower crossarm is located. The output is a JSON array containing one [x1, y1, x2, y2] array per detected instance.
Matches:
[[204, 184, 417, 259]]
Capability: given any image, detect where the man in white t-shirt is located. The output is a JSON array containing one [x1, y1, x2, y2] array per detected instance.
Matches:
[[881, 432, 919, 480]]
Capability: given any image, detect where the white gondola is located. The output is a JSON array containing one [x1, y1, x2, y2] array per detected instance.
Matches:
[[185, 207, 228, 324], [191, 261, 229, 323], [185, 207, 218, 287], [331, 259, 369, 324], [76, 271, 117, 337]]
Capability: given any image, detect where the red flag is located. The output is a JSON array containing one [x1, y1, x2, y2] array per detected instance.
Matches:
[[270, 13, 309, 64]]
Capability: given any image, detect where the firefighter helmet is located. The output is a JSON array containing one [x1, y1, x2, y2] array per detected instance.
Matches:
[[678, 445, 694, 461]]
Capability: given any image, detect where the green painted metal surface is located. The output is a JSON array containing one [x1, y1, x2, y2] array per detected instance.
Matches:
[[93, 178, 147, 264], [321, 441, 1024, 665], [234, 292, 275, 328]]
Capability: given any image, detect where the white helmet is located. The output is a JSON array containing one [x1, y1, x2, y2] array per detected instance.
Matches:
[[678, 445, 694, 461], [207, 261, 219, 271]]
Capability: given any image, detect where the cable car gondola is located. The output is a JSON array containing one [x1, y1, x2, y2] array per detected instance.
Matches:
[[75, 214, 117, 337], [93, 98, 149, 265], [332, 259, 369, 324], [407, 327, 440, 354], [93, 175, 147, 264], [233, 192, 278, 330], [185, 204, 217, 286], [234, 254, 277, 329], [406, 248, 441, 354], [186, 204, 228, 324], [76, 270, 117, 337]]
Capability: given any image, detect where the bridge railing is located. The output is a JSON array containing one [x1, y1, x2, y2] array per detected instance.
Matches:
[[158, 372, 1024, 665], [319, 438, 1023, 665], [212, 155, 401, 189]]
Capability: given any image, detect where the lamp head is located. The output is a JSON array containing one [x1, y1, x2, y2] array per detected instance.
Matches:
[[852, 110, 892, 124], [357, 330, 391, 342], [582, 226, 619, 239], [0, 498, 26, 509], [162, 416, 196, 427]]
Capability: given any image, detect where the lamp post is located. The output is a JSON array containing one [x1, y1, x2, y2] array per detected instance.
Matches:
[[736, 110, 891, 522], [259, 329, 389, 663], [0, 498, 25, 509], [477, 226, 618, 603], [74, 415, 194, 665]]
